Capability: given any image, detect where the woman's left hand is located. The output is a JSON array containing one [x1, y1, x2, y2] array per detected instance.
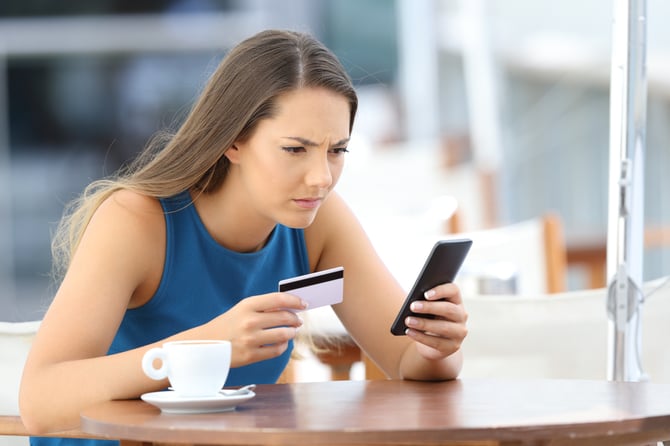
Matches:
[[403, 283, 468, 360]]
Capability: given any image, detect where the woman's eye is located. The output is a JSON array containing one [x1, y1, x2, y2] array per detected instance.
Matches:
[[282, 146, 306, 154], [330, 147, 349, 155]]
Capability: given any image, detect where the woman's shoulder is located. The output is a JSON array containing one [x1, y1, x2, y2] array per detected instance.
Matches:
[[304, 191, 371, 269], [308, 191, 353, 228], [102, 188, 163, 214], [304, 191, 347, 245], [46, 188, 169, 312], [91, 189, 165, 242]]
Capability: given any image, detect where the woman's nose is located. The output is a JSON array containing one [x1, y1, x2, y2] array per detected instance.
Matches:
[[305, 153, 333, 188]]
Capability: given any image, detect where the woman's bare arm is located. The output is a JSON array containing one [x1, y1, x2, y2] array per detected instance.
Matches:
[[304, 192, 466, 380], [19, 191, 306, 433]]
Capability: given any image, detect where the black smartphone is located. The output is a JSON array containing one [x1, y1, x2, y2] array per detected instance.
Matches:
[[390, 238, 473, 336]]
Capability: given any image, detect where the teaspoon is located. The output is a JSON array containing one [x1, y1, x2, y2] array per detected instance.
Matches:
[[220, 384, 256, 396]]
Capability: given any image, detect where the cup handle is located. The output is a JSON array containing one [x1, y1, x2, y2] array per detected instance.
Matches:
[[142, 347, 168, 381]]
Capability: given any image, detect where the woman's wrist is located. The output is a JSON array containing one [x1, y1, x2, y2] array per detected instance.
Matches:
[[399, 342, 463, 381]]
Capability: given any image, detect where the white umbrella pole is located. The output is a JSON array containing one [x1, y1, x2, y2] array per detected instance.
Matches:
[[606, 0, 647, 382]]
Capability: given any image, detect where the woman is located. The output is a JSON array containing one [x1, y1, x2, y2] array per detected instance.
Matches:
[[19, 29, 467, 444]]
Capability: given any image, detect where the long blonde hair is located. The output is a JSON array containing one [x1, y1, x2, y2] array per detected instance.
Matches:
[[51, 29, 358, 283]]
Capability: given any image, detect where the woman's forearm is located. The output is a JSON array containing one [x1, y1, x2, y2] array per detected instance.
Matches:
[[20, 348, 165, 434], [398, 343, 463, 381]]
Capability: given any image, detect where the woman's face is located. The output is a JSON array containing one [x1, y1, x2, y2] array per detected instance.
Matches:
[[227, 87, 351, 228]]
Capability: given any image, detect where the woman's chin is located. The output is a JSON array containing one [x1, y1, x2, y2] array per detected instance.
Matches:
[[281, 212, 318, 229]]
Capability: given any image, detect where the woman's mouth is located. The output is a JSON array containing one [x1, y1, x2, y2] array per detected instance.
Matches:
[[293, 198, 322, 209]]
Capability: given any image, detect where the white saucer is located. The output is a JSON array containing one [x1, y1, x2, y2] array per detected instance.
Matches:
[[141, 389, 256, 414]]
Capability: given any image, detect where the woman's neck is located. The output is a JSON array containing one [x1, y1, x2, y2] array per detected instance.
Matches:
[[190, 187, 275, 253]]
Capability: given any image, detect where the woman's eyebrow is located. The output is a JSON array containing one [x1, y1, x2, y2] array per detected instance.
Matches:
[[282, 136, 350, 147]]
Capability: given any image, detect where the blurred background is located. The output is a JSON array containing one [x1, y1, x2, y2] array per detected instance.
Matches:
[[1, 0, 669, 322]]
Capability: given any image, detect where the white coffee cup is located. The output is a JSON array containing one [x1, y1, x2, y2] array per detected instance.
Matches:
[[142, 340, 231, 397]]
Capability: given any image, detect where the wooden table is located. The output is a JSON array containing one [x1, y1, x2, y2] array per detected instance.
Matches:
[[79, 378, 670, 446], [0, 414, 95, 439]]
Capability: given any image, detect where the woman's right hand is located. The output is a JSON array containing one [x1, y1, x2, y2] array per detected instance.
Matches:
[[209, 292, 307, 367]]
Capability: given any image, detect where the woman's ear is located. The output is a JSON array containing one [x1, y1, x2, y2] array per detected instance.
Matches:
[[224, 144, 241, 164]]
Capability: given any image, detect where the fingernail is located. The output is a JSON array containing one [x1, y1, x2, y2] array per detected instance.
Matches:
[[406, 316, 418, 327], [297, 314, 304, 325], [410, 301, 424, 311], [424, 289, 436, 299], [301, 300, 309, 309]]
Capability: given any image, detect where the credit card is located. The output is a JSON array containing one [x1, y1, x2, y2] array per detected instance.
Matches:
[[278, 266, 344, 310]]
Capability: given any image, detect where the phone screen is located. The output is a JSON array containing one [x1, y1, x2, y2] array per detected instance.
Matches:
[[390, 238, 472, 335]]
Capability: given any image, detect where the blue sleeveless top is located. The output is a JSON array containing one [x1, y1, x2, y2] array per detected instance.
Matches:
[[31, 191, 310, 446]]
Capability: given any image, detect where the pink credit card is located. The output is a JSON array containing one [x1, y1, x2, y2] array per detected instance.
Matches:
[[278, 266, 344, 311]]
